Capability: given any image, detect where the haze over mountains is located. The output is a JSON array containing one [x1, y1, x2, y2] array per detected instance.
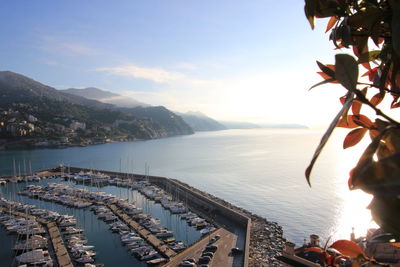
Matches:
[[62, 86, 308, 131], [62, 87, 230, 132], [62, 87, 148, 108], [176, 111, 226, 131]]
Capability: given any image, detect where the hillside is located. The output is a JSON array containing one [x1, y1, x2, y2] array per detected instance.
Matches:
[[178, 111, 226, 131], [121, 106, 193, 136], [0, 71, 191, 149], [61, 87, 193, 136]]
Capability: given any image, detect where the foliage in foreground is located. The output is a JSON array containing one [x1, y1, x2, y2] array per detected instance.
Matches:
[[304, 0, 400, 265]]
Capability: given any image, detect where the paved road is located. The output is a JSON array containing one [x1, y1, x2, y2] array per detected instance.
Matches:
[[164, 228, 237, 267]]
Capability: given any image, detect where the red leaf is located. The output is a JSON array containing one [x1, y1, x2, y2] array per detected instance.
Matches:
[[362, 67, 379, 81], [337, 116, 359, 128], [352, 99, 362, 115], [369, 129, 380, 140], [326, 64, 336, 72], [329, 240, 365, 258], [361, 62, 371, 71], [353, 114, 374, 128], [317, 61, 335, 78], [370, 92, 385, 106], [353, 87, 368, 114], [340, 95, 346, 105], [343, 128, 368, 149], [326, 16, 338, 33], [391, 97, 400, 108], [317, 71, 332, 80]]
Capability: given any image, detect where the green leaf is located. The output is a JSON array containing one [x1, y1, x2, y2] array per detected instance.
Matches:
[[335, 54, 359, 91], [305, 0, 317, 29], [390, 0, 400, 58], [357, 50, 381, 64], [305, 91, 354, 186]]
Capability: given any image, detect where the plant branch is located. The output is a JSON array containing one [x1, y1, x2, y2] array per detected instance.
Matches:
[[354, 90, 400, 125], [357, 82, 400, 96]]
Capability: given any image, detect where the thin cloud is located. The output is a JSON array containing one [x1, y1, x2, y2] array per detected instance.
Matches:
[[96, 64, 185, 83], [38, 35, 99, 56]]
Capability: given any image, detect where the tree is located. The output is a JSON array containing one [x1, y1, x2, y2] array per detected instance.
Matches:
[[304, 0, 400, 264]]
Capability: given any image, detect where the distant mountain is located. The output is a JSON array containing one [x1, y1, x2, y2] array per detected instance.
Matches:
[[219, 121, 262, 129], [219, 120, 308, 130], [0, 71, 113, 109], [259, 123, 308, 129], [0, 71, 192, 144], [61, 87, 148, 108], [121, 106, 193, 136], [62, 87, 193, 136], [178, 111, 226, 131]]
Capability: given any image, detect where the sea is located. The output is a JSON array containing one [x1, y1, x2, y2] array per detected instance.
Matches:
[[0, 129, 376, 247]]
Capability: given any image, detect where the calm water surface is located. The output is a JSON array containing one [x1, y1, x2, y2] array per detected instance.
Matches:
[[0, 129, 375, 246]]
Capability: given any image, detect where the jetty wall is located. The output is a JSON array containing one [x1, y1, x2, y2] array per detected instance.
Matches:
[[153, 177, 251, 267], [55, 166, 251, 267]]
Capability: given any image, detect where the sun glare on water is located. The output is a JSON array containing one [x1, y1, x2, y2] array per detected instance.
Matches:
[[330, 134, 378, 241]]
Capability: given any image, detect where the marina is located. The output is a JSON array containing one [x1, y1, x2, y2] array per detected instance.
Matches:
[[0, 165, 282, 266]]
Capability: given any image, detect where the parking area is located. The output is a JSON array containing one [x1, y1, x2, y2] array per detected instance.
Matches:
[[164, 228, 237, 267]]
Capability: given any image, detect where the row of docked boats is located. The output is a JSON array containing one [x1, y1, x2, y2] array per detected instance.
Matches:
[[3, 174, 57, 184], [60, 219, 98, 264], [20, 183, 187, 251], [0, 203, 53, 266], [92, 204, 167, 264], [64, 171, 215, 233], [65, 171, 217, 240], [18, 184, 172, 264], [0, 198, 100, 266], [136, 183, 216, 235]]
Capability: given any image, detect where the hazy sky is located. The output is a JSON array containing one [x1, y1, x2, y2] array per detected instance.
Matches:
[[0, 1, 350, 126]]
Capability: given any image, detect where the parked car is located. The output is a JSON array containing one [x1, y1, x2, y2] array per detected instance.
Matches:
[[179, 261, 195, 267], [202, 251, 214, 258], [198, 256, 212, 264], [231, 247, 243, 254], [205, 245, 218, 253]]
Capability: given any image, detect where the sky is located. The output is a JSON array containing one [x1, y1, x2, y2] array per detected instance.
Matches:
[[0, 0, 353, 126]]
